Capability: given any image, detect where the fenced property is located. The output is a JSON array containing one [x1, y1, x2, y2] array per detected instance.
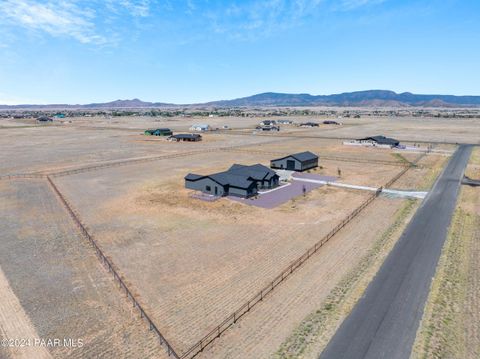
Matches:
[[46, 176, 180, 358], [1, 117, 434, 359]]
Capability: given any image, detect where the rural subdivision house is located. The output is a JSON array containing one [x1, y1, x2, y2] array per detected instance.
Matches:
[[354, 135, 400, 148], [168, 133, 202, 142], [190, 124, 210, 131], [185, 164, 279, 198], [270, 151, 319, 171], [36, 116, 53, 122], [144, 128, 173, 136]]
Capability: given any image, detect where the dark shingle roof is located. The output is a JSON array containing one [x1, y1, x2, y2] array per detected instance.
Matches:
[[271, 151, 318, 163], [185, 163, 278, 190], [172, 133, 201, 139], [228, 163, 277, 181], [185, 173, 204, 181], [359, 136, 399, 145]]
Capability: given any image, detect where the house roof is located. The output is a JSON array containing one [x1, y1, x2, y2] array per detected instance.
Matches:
[[185, 173, 203, 181], [172, 133, 201, 139], [358, 135, 399, 145], [271, 151, 318, 163], [185, 163, 278, 190], [37, 116, 52, 121], [228, 163, 277, 181]]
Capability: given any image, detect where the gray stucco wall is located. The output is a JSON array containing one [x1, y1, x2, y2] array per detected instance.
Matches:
[[229, 185, 256, 198], [271, 157, 301, 170], [185, 178, 226, 196], [300, 158, 318, 171], [271, 157, 318, 171]]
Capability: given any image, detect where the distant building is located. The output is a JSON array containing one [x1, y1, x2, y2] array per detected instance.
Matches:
[[277, 119, 293, 125], [259, 119, 277, 126], [185, 163, 279, 198], [345, 135, 400, 148], [323, 120, 340, 125], [190, 124, 210, 131], [144, 128, 173, 136], [53, 113, 65, 119], [270, 151, 319, 171], [298, 122, 319, 127], [256, 125, 280, 131], [168, 133, 202, 142], [36, 116, 53, 122]]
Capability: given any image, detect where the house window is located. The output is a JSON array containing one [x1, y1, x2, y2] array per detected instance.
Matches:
[[206, 185, 211, 191]]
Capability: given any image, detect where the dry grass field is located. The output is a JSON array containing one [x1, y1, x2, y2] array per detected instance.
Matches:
[[0, 114, 478, 358], [0, 180, 166, 359], [53, 148, 397, 352]]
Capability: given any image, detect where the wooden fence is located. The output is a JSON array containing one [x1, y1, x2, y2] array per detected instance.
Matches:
[[46, 176, 180, 358], [179, 151, 427, 358]]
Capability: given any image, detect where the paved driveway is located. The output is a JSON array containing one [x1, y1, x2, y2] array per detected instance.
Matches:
[[228, 174, 337, 209]]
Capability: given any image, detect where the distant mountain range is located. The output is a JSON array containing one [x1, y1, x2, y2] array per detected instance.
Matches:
[[2, 90, 480, 109]]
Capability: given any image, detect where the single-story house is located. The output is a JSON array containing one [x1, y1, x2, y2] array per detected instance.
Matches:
[[190, 124, 210, 131], [185, 163, 279, 198], [259, 119, 276, 126], [255, 125, 279, 131], [144, 128, 173, 136], [36, 116, 53, 122], [277, 119, 293, 125], [299, 122, 319, 127], [168, 133, 202, 142], [355, 135, 400, 148], [270, 151, 319, 171]]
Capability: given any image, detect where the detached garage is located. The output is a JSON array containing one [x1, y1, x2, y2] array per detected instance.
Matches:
[[270, 151, 319, 172]]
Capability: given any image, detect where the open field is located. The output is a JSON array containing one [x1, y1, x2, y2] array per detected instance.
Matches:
[[53, 147, 399, 352], [412, 148, 480, 359], [0, 114, 476, 358], [0, 179, 165, 359]]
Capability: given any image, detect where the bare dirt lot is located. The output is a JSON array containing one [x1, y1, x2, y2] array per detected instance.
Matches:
[[53, 148, 397, 352], [0, 114, 477, 358], [0, 180, 166, 359]]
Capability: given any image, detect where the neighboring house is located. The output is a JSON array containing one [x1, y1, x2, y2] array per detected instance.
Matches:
[[144, 128, 173, 136], [255, 125, 280, 131], [298, 122, 319, 127], [36, 116, 53, 122], [349, 135, 400, 148], [259, 119, 276, 126], [190, 124, 210, 131], [185, 163, 279, 198], [270, 151, 319, 171], [277, 119, 293, 125], [168, 133, 202, 142]]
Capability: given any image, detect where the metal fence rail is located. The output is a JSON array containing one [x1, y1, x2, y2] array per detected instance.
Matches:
[[46, 176, 180, 359], [179, 188, 381, 358], [179, 152, 427, 359], [221, 148, 408, 167], [0, 173, 47, 180]]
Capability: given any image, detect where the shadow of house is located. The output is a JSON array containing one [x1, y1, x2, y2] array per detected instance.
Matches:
[[185, 164, 279, 198]]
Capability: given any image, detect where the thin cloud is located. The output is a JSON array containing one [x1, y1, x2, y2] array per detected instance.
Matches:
[[0, 0, 155, 46], [339, 0, 386, 11], [0, 0, 106, 44]]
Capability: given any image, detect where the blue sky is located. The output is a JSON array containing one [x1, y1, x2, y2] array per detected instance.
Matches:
[[0, 0, 479, 104]]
